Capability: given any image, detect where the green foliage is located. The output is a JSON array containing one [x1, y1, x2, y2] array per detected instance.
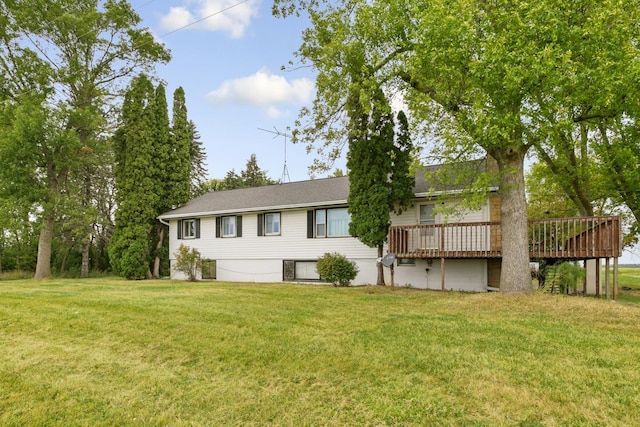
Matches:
[[346, 87, 414, 253], [543, 262, 585, 294], [169, 87, 194, 207], [110, 75, 157, 279], [108, 225, 150, 280], [188, 121, 208, 198], [174, 244, 202, 282], [0, 0, 170, 278], [316, 252, 359, 286], [217, 154, 277, 190], [526, 163, 581, 220], [273, 0, 640, 293]]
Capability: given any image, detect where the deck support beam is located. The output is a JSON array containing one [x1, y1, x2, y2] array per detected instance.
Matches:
[[441, 258, 445, 291], [613, 257, 619, 300]]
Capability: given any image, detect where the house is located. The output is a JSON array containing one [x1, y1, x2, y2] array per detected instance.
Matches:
[[158, 162, 622, 293], [159, 161, 504, 291]]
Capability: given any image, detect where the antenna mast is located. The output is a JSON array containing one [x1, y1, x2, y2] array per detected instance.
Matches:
[[258, 127, 292, 183]]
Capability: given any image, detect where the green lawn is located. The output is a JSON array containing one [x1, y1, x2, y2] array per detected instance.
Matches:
[[1, 278, 639, 426], [614, 267, 640, 303]]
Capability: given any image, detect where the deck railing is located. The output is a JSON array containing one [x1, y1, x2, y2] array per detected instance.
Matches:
[[388, 216, 621, 259]]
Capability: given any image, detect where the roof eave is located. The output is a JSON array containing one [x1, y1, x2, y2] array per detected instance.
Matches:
[[158, 199, 349, 220]]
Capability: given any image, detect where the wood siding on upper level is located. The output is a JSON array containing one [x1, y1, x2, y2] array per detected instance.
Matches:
[[388, 216, 621, 260]]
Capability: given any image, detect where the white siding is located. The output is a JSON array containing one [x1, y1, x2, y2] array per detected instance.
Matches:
[[169, 209, 378, 284], [168, 199, 491, 291], [388, 259, 487, 291], [390, 198, 489, 226]]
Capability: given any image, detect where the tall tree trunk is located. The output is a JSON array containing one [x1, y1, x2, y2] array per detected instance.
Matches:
[[494, 149, 532, 294], [152, 225, 165, 279], [81, 240, 90, 278], [60, 246, 71, 275], [34, 212, 54, 279], [376, 244, 385, 285]]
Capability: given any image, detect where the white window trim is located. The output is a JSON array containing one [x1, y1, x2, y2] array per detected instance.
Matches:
[[222, 216, 236, 237], [182, 219, 196, 239], [315, 208, 350, 238], [419, 203, 436, 225], [265, 212, 281, 236]]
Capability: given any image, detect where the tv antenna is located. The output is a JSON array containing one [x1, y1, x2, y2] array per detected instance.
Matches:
[[258, 127, 291, 183]]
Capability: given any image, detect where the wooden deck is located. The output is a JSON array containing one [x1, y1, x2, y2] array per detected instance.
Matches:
[[388, 216, 621, 260]]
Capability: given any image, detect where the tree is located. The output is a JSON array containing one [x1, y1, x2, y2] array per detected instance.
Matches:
[[188, 120, 208, 198], [273, 0, 640, 293], [150, 83, 172, 279], [110, 75, 158, 279], [241, 154, 278, 188], [216, 154, 277, 190], [0, 0, 170, 278], [346, 83, 414, 285], [169, 87, 195, 206], [526, 163, 581, 221]]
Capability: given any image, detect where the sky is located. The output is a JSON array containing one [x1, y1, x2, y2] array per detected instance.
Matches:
[[134, 0, 337, 183], [131, 0, 640, 264]]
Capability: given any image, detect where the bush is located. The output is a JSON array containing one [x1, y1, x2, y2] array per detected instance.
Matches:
[[174, 244, 202, 282], [316, 252, 359, 287], [542, 261, 585, 294]]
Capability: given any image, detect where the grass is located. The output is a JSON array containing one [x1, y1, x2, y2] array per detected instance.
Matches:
[[613, 267, 640, 303], [1, 278, 640, 426]]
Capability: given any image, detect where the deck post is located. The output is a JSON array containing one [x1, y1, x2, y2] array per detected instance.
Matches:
[[595, 258, 600, 297], [605, 258, 610, 300], [613, 257, 619, 301], [441, 257, 445, 291], [583, 260, 587, 295]]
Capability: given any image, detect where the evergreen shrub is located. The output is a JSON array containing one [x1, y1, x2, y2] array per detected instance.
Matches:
[[316, 252, 359, 287]]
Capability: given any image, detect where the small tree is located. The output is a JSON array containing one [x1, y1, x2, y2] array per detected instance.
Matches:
[[316, 252, 359, 287], [174, 244, 201, 282]]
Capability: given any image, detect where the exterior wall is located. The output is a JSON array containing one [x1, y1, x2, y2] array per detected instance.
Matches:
[[169, 208, 379, 284], [389, 197, 490, 226], [168, 197, 492, 291], [389, 259, 488, 291]]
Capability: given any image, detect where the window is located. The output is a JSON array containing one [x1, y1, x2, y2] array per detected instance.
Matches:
[[397, 258, 415, 266], [419, 204, 436, 237], [315, 210, 326, 237], [216, 215, 242, 238], [283, 260, 321, 281], [182, 219, 196, 239], [327, 208, 350, 237], [222, 216, 236, 237], [308, 208, 350, 238], [258, 213, 281, 236], [177, 218, 200, 239], [419, 204, 436, 225]]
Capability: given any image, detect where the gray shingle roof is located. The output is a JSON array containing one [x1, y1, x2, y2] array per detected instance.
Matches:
[[159, 158, 492, 219], [159, 176, 351, 219]]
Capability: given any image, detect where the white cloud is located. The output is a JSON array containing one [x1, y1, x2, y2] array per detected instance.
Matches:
[[207, 69, 315, 114], [158, 0, 258, 39]]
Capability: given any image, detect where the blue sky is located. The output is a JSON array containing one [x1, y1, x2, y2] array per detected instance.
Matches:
[[134, 0, 340, 182]]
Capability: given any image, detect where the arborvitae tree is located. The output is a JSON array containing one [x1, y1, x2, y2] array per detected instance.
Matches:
[[170, 87, 194, 208], [0, 0, 169, 279], [347, 86, 414, 285], [188, 120, 208, 198], [151, 84, 172, 278], [109, 75, 158, 279]]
